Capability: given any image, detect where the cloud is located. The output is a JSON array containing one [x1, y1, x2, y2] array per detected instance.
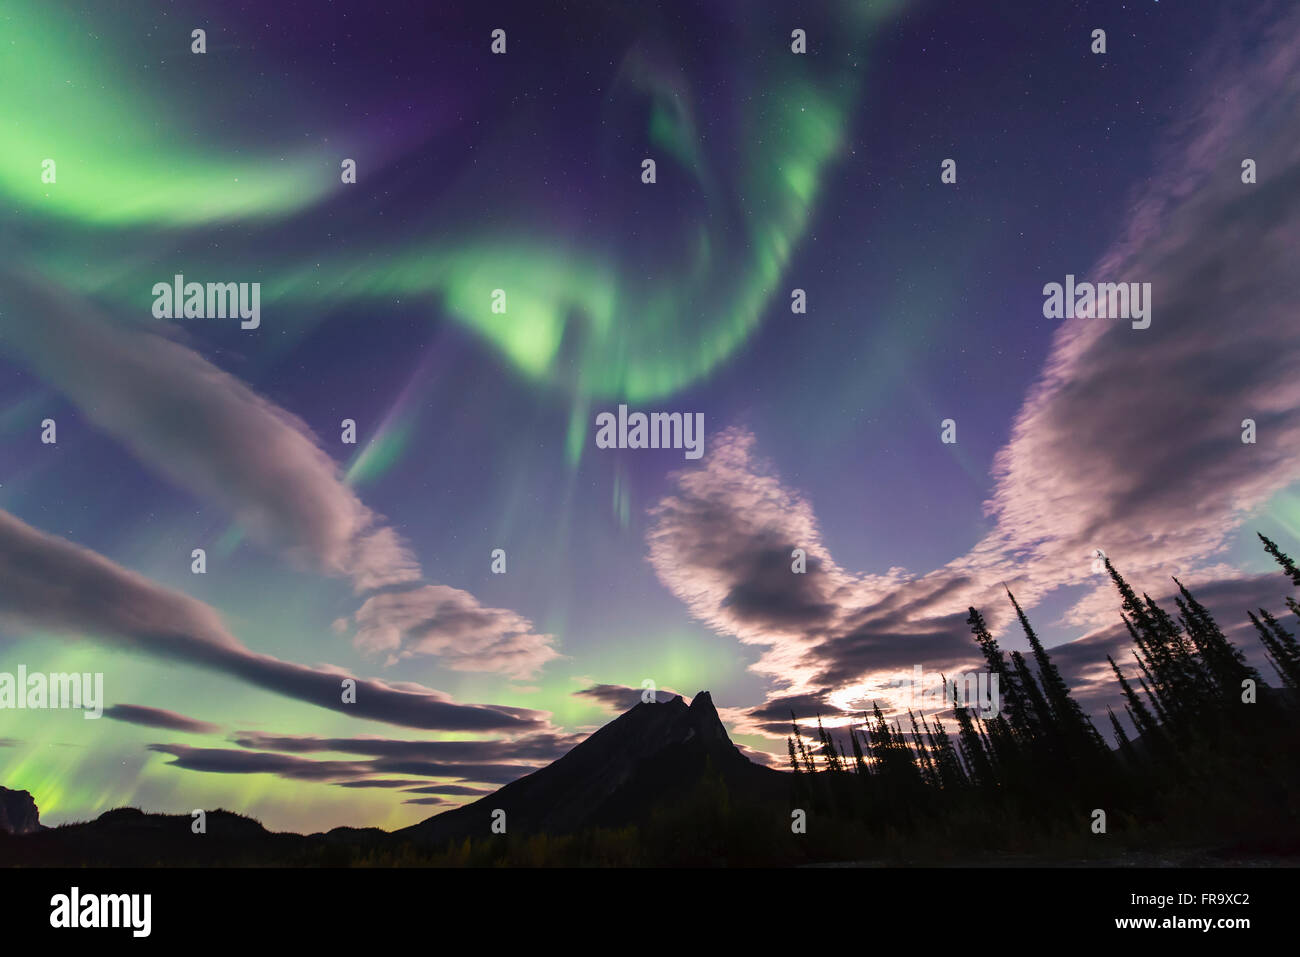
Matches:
[[647, 430, 985, 705], [0, 271, 419, 593], [364, 761, 535, 784], [185, 729, 583, 790], [972, 5, 1300, 611], [333, 779, 428, 789], [148, 741, 541, 789], [648, 430, 862, 649], [0, 509, 549, 732], [228, 730, 581, 763], [147, 744, 371, 781], [571, 683, 684, 712], [103, 704, 220, 734], [344, 585, 560, 679], [724, 689, 835, 737]]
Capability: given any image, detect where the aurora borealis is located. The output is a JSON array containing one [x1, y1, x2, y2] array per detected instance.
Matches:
[[3, 0, 1300, 835]]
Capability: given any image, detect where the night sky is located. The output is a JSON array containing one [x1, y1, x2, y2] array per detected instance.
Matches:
[[2, 0, 1299, 832]]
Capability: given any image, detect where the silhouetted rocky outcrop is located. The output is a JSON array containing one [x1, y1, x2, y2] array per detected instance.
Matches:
[[0, 787, 43, 836]]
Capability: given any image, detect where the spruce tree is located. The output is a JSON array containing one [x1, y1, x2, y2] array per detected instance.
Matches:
[[1006, 587, 1105, 752], [967, 605, 1032, 741], [1108, 653, 1160, 740], [1259, 532, 1300, 587], [1250, 610, 1300, 690], [950, 678, 997, 788], [1107, 706, 1137, 764], [1010, 649, 1051, 742]]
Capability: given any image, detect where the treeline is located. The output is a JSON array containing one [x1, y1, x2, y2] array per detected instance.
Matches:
[[786, 533, 1300, 859]]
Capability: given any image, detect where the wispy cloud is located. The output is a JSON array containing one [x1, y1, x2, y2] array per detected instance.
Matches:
[[0, 271, 559, 678], [344, 585, 560, 679], [572, 683, 684, 712], [229, 730, 581, 763], [0, 509, 549, 732], [0, 271, 418, 592], [148, 742, 540, 788], [103, 704, 220, 735]]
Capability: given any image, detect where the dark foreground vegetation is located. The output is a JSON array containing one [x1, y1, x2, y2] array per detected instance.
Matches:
[[772, 533, 1300, 866]]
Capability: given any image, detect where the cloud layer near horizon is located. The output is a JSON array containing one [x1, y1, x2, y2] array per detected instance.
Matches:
[[0, 509, 548, 732], [143, 720, 587, 793], [103, 704, 220, 734]]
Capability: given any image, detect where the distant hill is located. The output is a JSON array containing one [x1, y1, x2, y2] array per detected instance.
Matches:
[[0, 788, 43, 836]]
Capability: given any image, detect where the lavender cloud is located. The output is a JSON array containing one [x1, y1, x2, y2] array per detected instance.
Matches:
[[0, 509, 548, 732], [344, 585, 559, 679], [103, 704, 220, 734]]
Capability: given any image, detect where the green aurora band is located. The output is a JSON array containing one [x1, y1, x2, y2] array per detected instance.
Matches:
[[1, 0, 908, 478]]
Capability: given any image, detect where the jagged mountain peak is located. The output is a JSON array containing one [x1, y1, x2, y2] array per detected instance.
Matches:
[[399, 689, 784, 845]]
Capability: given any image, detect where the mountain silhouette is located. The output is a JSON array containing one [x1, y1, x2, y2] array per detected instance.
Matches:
[[398, 690, 786, 846]]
